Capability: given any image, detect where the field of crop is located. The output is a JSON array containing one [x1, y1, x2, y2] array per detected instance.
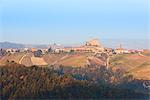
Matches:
[[128, 65, 150, 80], [0, 52, 93, 67], [1, 52, 150, 80], [43, 53, 93, 67], [57, 55, 88, 67], [31, 56, 48, 66], [110, 53, 150, 80], [0, 53, 26, 65], [21, 53, 33, 66], [43, 53, 67, 64], [141, 50, 150, 57]]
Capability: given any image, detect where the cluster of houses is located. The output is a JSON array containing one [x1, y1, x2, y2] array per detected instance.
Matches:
[[0, 39, 145, 56], [0, 48, 29, 55], [114, 44, 144, 54], [0, 48, 49, 55]]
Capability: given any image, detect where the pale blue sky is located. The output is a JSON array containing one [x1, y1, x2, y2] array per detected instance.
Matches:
[[0, 0, 149, 47]]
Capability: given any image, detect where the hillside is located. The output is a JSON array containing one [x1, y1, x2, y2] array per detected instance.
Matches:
[[0, 52, 104, 67], [43, 53, 67, 64], [57, 54, 88, 67], [141, 50, 150, 57], [31, 56, 48, 66], [0, 53, 26, 65], [110, 53, 150, 80], [1, 52, 150, 81], [0, 63, 149, 99]]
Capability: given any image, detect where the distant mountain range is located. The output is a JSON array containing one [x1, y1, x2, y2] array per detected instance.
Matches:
[[0, 42, 49, 49], [0, 39, 149, 49], [0, 42, 25, 49], [0, 42, 64, 49]]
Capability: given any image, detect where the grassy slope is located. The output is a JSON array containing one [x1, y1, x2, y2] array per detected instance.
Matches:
[[0, 53, 25, 65], [31, 56, 48, 66], [57, 55, 88, 67], [0, 53, 91, 67], [43, 54, 67, 64], [110, 53, 150, 80], [141, 50, 150, 57], [43, 53, 92, 67], [21, 53, 33, 66]]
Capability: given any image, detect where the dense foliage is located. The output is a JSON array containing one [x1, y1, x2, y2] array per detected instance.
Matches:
[[0, 62, 149, 99]]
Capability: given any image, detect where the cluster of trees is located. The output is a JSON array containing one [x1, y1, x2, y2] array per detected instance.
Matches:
[[58, 66, 112, 84], [0, 62, 149, 99], [55, 64, 138, 85], [33, 50, 42, 57]]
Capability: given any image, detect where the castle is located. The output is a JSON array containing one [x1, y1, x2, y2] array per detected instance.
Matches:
[[62, 39, 104, 53]]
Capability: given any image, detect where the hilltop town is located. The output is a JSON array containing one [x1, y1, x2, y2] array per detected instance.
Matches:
[[0, 39, 150, 79], [0, 39, 146, 55], [0, 39, 149, 67], [1, 39, 150, 99]]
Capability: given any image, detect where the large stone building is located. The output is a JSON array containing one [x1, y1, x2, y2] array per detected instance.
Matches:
[[85, 39, 102, 47], [62, 39, 104, 53]]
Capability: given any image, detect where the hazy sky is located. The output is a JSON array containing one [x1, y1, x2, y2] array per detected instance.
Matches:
[[0, 0, 149, 45]]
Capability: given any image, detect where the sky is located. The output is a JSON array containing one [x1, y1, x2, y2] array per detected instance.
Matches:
[[0, 0, 150, 48]]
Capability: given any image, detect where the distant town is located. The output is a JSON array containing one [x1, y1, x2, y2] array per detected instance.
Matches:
[[0, 39, 147, 56], [1, 0, 149, 99]]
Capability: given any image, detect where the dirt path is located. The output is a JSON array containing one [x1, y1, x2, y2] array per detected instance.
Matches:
[[51, 55, 69, 65], [19, 54, 27, 64], [138, 52, 145, 57]]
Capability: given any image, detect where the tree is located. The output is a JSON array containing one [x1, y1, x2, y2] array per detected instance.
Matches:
[[34, 50, 42, 57], [48, 47, 53, 53], [70, 50, 74, 53]]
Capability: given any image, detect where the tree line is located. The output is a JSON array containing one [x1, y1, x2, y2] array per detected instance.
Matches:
[[0, 62, 149, 99]]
